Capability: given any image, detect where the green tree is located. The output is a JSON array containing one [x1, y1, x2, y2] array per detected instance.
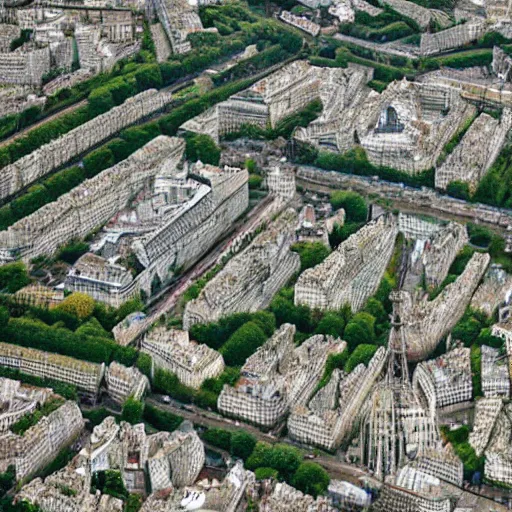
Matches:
[[124, 493, 143, 512], [135, 353, 152, 379], [254, 467, 278, 480], [314, 313, 345, 337], [330, 191, 368, 222], [470, 344, 482, 399], [185, 133, 221, 165], [446, 181, 470, 201], [202, 428, 232, 451], [121, 397, 144, 425], [88, 88, 115, 116], [291, 242, 330, 272], [0, 262, 30, 293], [0, 307, 8, 331], [292, 462, 330, 497], [230, 430, 257, 460], [344, 344, 378, 373], [220, 321, 268, 366], [83, 147, 115, 178], [248, 174, 263, 189]]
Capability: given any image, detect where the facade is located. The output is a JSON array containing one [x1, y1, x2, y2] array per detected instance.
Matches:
[[0, 400, 84, 480], [104, 362, 149, 405], [141, 327, 224, 389], [413, 347, 472, 412], [295, 213, 397, 312], [183, 208, 300, 329], [218, 324, 345, 429], [0, 90, 173, 202], [0, 342, 105, 398]]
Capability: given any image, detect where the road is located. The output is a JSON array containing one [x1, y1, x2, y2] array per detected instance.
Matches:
[[146, 396, 372, 486]]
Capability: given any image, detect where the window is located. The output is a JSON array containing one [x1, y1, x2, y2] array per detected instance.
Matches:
[[376, 106, 404, 134]]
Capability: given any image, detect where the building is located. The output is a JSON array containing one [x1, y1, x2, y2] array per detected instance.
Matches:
[[413, 348, 472, 413], [141, 327, 224, 389], [183, 209, 300, 329], [295, 214, 397, 312], [104, 362, 149, 405], [218, 324, 345, 429], [0, 342, 105, 400]]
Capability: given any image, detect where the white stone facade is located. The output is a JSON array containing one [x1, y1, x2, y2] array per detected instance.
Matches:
[[0, 89, 173, 202], [141, 328, 224, 389], [183, 208, 300, 329], [295, 213, 397, 312], [104, 362, 149, 405]]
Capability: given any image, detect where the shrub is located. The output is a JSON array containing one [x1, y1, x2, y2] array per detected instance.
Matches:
[[292, 462, 330, 498], [330, 191, 368, 222], [344, 344, 379, 373], [143, 404, 183, 432], [121, 396, 144, 425], [56, 292, 95, 320], [220, 321, 268, 366]]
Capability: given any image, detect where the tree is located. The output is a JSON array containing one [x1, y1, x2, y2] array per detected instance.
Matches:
[[344, 320, 372, 351], [136, 353, 152, 379], [220, 321, 267, 366], [143, 404, 183, 432], [248, 174, 263, 189], [0, 307, 9, 330], [329, 191, 367, 222], [315, 313, 345, 337], [364, 298, 388, 325], [121, 397, 144, 425], [56, 293, 95, 320], [124, 493, 143, 512], [185, 133, 221, 165], [293, 462, 330, 497], [266, 444, 302, 482], [446, 181, 470, 201], [83, 147, 115, 178], [88, 88, 114, 117], [202, 428, 232, 451], [230, 430, 257, 460], [344, 344, 378, 373], [470, 344, 482, 399], [254, 467, 278, 480], [291, 242, 330, 272], [0, 262, 30, 293], [251, 311, 276, 337]]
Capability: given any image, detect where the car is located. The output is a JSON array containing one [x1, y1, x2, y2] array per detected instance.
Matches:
[[161, 396, 171, 404]]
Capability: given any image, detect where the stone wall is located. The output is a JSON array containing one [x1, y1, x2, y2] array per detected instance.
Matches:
[[422, 222, 468, 288], [399, 252, 490, 361], [0, 342, 105, 395], [0, 89, 173, 201], [0, 401, 83, 479], [183, 208, 300, 329], [295, 213, 397, 312], [0, 46, 51, 86], [419, 20, 486, 56], [0, 136, 182, 264], [435, 110, 512, 191]]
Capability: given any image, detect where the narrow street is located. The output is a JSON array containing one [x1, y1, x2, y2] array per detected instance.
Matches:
[[146, 396, 373, 487]]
